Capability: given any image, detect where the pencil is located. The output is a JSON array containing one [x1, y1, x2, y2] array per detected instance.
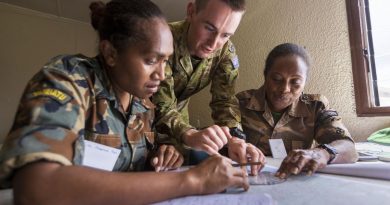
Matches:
[[232, 161, 263, 167]]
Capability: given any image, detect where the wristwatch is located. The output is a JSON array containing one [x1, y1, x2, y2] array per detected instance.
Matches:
[[317, 144, 338, 164], [229, 127, 246, 140]]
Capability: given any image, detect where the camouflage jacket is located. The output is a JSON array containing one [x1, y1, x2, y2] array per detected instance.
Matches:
[[0, 55, 155, 187], [152, 20, 241, 142], [236, 86, 353, 156]]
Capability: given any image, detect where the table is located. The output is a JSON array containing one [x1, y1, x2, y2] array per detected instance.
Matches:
[[1, 158, 389, 205]]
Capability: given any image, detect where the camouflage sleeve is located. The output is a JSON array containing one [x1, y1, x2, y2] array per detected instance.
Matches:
[[152, 62, 194, 143], [210, 41, 241, 128], [0, 56, 87, 187], [313, 95, 354, 144]]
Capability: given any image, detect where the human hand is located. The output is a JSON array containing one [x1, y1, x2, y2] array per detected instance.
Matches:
[[275, 148, 328, 179], [227, 138, 265, 176], [185, 155, 249, 194], [182, 125, 230, 155], [151, 144, 184, 172]]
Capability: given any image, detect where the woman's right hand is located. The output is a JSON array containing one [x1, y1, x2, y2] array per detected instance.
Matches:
[[184, 155, 249, 194]]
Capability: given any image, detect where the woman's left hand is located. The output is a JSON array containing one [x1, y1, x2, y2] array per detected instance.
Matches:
[[275, 148, 328, 179], [151, 144, 184, 172]]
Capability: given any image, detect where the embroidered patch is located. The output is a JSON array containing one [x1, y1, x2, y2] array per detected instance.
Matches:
[[229, 44, 236, 53], [231, 56, 240, 69], [31, 88, 72, 104]]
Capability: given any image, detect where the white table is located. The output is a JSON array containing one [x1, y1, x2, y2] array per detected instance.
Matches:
[[1, 158, 390, 205]]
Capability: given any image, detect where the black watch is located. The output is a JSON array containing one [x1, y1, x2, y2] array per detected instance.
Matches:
[[229, 127, 246, 140], [317, 144, 338, 164]]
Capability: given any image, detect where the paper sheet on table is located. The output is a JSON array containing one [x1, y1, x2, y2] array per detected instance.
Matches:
[[318, 161, 390, 180], [153, 192, 274, 205], [355, 142, 390, 155]]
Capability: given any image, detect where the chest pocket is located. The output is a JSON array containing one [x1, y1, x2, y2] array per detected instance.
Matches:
[[92, 134, 121, 148], [126, 112, 155, 171], [177, 61, 213, 100]]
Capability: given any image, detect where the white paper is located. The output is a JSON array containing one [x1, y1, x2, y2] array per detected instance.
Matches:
[[153, 192, 274, 205], [318, 161, 390, 180], [82, 140, 121, 171], [355, 142, 390, 156], [269, 139, 287, 158]]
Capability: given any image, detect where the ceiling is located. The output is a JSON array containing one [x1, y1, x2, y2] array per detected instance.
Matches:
[[0, 0, 189, 22]]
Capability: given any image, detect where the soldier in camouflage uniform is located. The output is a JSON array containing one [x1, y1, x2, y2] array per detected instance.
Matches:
[[0, 1, 250, 204], [237, 43, 358, 179], [152, 0, 265, 174]]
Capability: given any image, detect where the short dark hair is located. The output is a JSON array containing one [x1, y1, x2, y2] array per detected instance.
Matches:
[[264, 43, 311, 77], [195, 0, 246, 12], [90, 0, 165, 53]]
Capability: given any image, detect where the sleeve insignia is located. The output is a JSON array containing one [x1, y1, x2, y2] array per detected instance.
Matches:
[[229, 44, 236, 53], [231, 56, 240, 69], [30, 88, 72, 104]]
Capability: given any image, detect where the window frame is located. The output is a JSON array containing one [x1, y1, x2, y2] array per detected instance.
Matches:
[[346, 0, 390, 116]]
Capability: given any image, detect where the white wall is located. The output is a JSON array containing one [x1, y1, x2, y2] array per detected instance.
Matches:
[[0, 3, 97, 143], [188, 0, 390, 142]]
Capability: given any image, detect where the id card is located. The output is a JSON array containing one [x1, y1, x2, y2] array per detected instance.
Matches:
[[82, 140, 121, 171], [269, 139, 287, 159]]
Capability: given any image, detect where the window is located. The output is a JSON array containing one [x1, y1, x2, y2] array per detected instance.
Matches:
[[346, 0, 390, 116]]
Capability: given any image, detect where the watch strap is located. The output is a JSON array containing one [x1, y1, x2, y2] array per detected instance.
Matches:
[[317, 144, 338, 164]]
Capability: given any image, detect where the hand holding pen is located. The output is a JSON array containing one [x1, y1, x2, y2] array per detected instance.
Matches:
[[227, 137, 266, 176]]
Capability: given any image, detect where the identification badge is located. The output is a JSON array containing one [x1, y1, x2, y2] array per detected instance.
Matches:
[[82, 140, 121, 171], [269, 139, 287, 159]]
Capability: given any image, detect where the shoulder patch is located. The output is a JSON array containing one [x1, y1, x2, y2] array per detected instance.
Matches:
[[30, 88, 72, 104], [229, 44, 236, 53], [231, 56, 240, 69]]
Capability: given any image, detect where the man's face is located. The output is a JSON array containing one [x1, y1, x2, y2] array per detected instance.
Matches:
[[186, 0, 244, 58]]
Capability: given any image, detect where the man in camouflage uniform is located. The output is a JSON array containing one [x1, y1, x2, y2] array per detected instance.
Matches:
[[152, 0, 264, 170], [0, 54, 178, 187], [153, 19, 241, 140]]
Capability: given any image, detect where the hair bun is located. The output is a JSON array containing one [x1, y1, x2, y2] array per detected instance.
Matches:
[[89, 1, 106, 30]]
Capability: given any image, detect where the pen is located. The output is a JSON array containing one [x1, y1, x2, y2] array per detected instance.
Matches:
[[163, 162, 263, 172], [232, 161, 263, 167]]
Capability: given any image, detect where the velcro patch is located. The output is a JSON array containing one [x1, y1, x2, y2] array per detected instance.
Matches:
[[229, 44, 236, 53], [30, 88, 72, 104], [231, 56, 240, 69]]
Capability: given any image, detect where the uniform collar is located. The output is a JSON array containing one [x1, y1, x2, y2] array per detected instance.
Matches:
[[93, 55, 116, 102], [245, 87, 266, 112], [131, 97, 155, 114], [289, 95, 311, 117], [245, 86, 310, 117]]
